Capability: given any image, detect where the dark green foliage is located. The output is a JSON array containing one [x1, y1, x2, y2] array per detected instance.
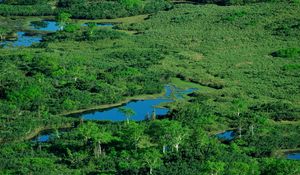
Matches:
[[0, 0, 171, 19], [282, 64, 300, 71], [271, 48, 300, 58], [0, 4, 55, 16], [3, 0, 40, 5], [267, 18, 300, 38], [84, 29, 126, 41], [250, 101, 300, 121], [30, 21, 48, 29], [191, 0, 293, 5]]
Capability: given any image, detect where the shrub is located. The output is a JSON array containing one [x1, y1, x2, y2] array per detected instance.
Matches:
[[271, 48, 300, 58]]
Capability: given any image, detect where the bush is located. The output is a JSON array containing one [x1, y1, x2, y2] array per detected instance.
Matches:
[[0, 4, 55, 16], [271, 48, 300, 58], [266, 18, 300, 38], [3, 0, 39, 5]]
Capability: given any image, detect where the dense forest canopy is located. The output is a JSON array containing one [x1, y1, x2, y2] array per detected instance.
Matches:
[[0, 0, 300, 174]]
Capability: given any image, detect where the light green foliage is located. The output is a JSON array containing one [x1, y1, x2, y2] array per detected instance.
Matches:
[[120, 0, 142, 8], [64, 23, 80, 33], [149, 119, 190, 153], [86, 22, 97, 36], [203, 161, 225, 175], [121, 122, 145, 150], [56, 12, 72, 30], [0, 27, 8, 40], [141, 149, 163, 175], [261, 158, 300, 175], [118, 150, 143, 172], [118, 107, 136, 124]]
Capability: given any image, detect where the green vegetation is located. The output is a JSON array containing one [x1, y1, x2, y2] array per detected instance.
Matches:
[[0, 0, 172, 19], [272, 48, 300, 58], [0, 0, 300, 174]]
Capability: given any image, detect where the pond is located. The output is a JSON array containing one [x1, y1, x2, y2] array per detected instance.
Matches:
[[286, 152, 300, 160], [31, 20, 114, 32], [81, 98, 173, 121], [215, 130, 235, 141], [34, 134, 50, 143], [76, 85, 196, 121], [31, 20, 61, 32], [32, 129, 63, 143], [33, 85, 197, 142], [0, 32, 42, 48], [0, 21, 115, 48]]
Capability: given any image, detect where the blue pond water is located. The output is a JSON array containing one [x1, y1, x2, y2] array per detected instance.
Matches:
[[0, 32, 42, 47], [83, 98, 173, 121], [31, 20, 114, 32], [216, 130, 235, 141], [82, 23, 114, 27], [286, 152, 300, 160], [35, 134, 50, 142], [31, 20, 61, 32]]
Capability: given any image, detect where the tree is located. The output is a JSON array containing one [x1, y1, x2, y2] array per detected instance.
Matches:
[[148, 120, 190, 153], [0, 27, 7, 40], [203, 161, 225, 175], [86, 22, 97, 36], [227, 161, 260, 175], [56, 12, 72, 30], [77, 122, 114, 157], [121, 122, 145, 151], [118, 107, 135, 124], [119, 0, 142, 8], [64, 23, 80, 33], [261, 158, 300, 175], [118, 150, 143, 174], [232, 99, 248, 138], [141, 149, 163, 175], [93, 128, 114, 158], [151, 109, 156, 120], [7, 83, 46, 116]]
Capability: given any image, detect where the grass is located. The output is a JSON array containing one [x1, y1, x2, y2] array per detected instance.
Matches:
[[171, 77, 215, 91], [273, 148, 300, 158], [75, 14, 149, 24]]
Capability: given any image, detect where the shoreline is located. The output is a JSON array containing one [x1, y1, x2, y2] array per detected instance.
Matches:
[[273, 148, 300, 159], [60, 90, 167, 116], [0, 123, 74, 144]]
